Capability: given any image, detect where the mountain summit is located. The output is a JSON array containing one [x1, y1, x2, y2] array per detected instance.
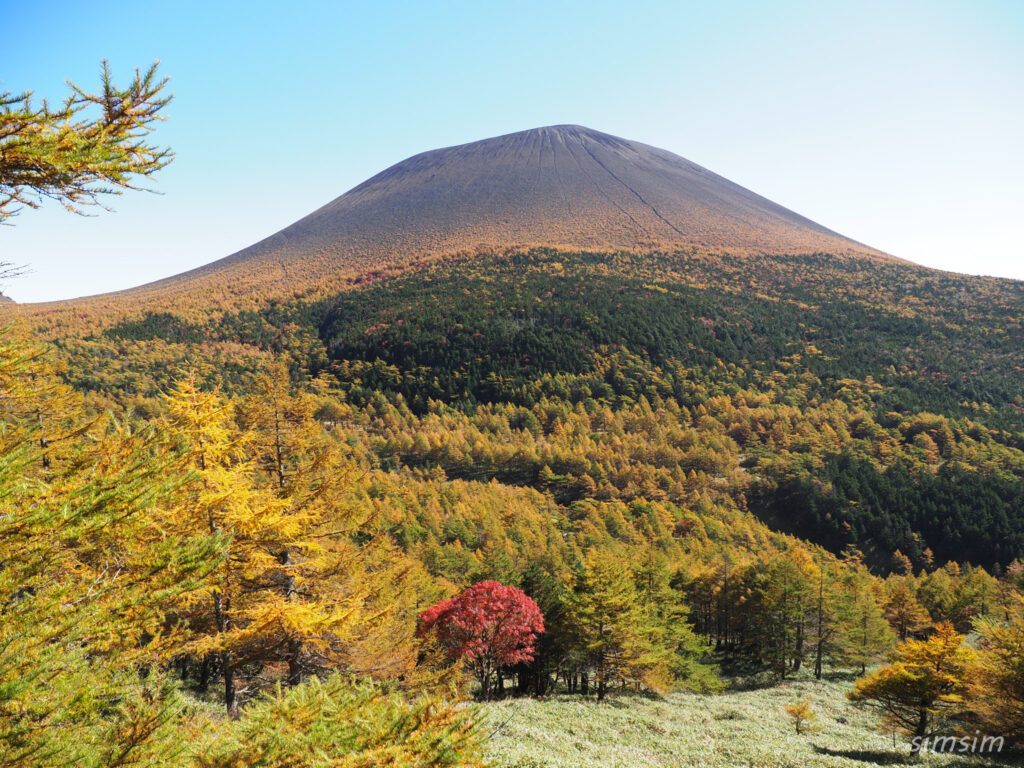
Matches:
[[140, 125, 882, 299]]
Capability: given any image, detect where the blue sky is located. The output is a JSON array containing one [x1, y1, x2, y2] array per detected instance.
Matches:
[[3, 0, 1023, 302]]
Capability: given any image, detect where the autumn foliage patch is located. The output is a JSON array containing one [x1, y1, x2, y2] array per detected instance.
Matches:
[[419, 581, 545, 699]]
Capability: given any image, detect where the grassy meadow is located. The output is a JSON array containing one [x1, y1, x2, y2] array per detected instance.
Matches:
[[481, 678, 1012, 768]]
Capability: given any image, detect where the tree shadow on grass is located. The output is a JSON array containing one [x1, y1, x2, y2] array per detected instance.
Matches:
[[812, 746, 911, 766], [604, 689, 664, 708], [814, 745, 1011, 767], [820, 669, 861, 683]]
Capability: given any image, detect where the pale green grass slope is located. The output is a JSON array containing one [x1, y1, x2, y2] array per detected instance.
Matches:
[[481, 680, 1010, 768]]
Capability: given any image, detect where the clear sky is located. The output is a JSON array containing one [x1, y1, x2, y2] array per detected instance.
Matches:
[[2, 0, 1023, 302]]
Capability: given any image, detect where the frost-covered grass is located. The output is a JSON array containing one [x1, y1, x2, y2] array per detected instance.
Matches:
[[480, 678, 1013, 768]]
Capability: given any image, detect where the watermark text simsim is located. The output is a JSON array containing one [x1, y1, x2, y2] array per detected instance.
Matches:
[[911, 732, 1004, 754]]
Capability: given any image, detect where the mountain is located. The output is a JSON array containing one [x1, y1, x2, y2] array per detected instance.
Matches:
[[128, 125, 885, 302]]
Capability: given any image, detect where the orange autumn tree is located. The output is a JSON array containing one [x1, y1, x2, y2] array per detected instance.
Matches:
[[848, 622, 974, 755], [243, 364, 349, 685], [569, 551, 660, 701], [240, 363, 427, 684], [0, 332, 225, 767], [0, 337, 483, 767], [970, 593, 1024, 745], [883, 579, 932, 642], [163, 374, 363, 716]]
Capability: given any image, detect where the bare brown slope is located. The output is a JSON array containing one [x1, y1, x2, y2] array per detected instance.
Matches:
[[23, 125, 889, 317]]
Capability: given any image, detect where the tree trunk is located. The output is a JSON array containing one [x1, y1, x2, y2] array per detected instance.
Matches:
[[274, 406, 286, 489], [535, 671, 549, 697], [280, 550, 302, 686], [479, 661, 493, 700], [286, 636, 302, 686], [37, 410, 51, 470], [910, 708, 929, 755], [223, 652, 238, 719], [213, 592, 237, 716], [815, 573, 825, 679], [198, 655, 212, 693], [793, 619, 804, 673]]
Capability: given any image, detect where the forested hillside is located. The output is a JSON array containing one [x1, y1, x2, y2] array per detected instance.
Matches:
[[7, 242, 1024, 763], [44, 247, 1024, 571]]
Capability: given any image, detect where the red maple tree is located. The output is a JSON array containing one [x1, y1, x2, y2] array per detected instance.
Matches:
[[418, 580, 545, 699]]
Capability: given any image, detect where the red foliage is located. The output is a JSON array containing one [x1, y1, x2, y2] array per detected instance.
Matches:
[[418, 581, 545, 670], [673, 518, 695, 539]]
